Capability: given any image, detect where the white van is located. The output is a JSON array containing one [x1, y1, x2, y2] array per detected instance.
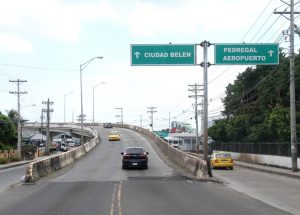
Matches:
[[66, 139, 75, 147], [164, 137, 181, 149]]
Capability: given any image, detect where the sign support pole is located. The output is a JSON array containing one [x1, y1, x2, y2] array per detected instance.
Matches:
[[200, 41, 212, 177]]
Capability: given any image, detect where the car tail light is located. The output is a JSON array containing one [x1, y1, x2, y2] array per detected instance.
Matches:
[[124, 155, 130, 159], [214, 159, 219, 163], [230, 159, 233, 163]]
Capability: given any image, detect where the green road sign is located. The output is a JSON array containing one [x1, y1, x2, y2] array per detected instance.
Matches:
[[215, 43, 279, 65], [131, 44, 196, 66]]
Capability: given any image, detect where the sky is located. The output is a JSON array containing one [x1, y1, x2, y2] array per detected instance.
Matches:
[[0, 0, 298, 131]]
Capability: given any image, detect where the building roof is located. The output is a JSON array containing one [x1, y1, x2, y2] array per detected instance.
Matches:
[[168, 132, 200, 138]]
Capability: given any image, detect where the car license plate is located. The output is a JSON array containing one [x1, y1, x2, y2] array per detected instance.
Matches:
[[132, 163, 138, 166]]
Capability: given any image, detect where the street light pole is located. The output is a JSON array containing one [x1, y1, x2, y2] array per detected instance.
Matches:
[[115, 108, 123, 124], [64, 91, 73, 124], [93, 82, 105, 130], [80, 56, 103, 144]]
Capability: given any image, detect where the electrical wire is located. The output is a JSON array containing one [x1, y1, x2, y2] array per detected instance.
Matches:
[[240, 0, 274, 42]]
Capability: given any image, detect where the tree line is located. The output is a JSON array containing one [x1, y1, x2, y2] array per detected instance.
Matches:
[[208, 52, 300, 143], [0, 110, 18, 150]]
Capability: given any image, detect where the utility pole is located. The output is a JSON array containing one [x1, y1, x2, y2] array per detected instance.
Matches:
[[274, 0, 299, 172], [40, 109, 45, 133], [147, 107, 157, 132], [140, 113, 143, 127], [42, 99, 53, 155], [188, 84, 203, 153], [9, 79, 27, 158], [115, 108, 123, 124], [169, 112, 171, 134]]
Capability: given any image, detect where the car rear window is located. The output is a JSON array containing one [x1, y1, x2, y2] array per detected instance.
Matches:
[[216, 153, 231, 158], [126, 148, 145, 154]]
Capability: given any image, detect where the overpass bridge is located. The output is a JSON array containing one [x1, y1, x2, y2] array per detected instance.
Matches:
[[23, 123, 97, 144]]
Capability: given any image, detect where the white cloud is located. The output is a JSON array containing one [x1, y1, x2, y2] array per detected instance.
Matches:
[[0, 33, 32, 54], [0, 0, 124, 44], [128, 0, 268, 37]]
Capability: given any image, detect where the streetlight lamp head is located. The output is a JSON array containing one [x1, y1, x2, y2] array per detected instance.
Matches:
[[96, 56, 103, 59]]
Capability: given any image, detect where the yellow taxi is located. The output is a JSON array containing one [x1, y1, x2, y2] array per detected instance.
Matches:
[[108, 131, 121, 141], [210, 151, 234, 170]]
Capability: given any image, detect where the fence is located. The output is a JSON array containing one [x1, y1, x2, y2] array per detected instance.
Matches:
[[212, 142, 300, 157], [0, 150, 18, 159]]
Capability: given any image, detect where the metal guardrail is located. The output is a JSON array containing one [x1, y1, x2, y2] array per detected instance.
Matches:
[[212, 142, 300, 157]]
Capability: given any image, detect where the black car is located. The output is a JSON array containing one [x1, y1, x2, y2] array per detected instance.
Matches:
[[121, 147, 149, 169], [103, 123, 113, 128]]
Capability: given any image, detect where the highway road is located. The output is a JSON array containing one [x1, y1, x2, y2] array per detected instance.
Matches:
[[0, 127, 291, 215], [0, 165, 27, 193], [212, 165, 300, 215]]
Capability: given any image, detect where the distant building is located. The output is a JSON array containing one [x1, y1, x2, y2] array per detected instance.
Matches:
[[168, 132, 198, 152], [168, 132, 213, 153], [170, 121, 193, 133]]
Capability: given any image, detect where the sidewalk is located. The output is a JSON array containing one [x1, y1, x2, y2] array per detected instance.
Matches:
[[0, 160, 32, 170], [0, 152, 64, 171], [235, 160, 300, 179]]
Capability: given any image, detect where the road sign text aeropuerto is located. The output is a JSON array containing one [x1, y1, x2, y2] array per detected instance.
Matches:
[[215, 43, 279, 65]]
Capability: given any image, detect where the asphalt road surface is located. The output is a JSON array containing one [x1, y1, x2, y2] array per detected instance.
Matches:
[[212, 165, 300, 215], [0, 165, 27, 193], [0, 127, 291, 215]]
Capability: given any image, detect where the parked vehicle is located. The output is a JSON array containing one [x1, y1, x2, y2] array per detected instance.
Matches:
[[60, 142, 68, 152], [66, 139, 75, 147], [75, 139, 81, 146], [121, 147, 149, 169]]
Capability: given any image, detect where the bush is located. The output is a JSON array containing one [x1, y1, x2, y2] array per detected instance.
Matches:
[[21, 144, 36, 160], [9, 156, 20, 162], [0, 158, 7, 164]]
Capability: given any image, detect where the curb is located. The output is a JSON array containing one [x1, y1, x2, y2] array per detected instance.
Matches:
[[0, 161, 32, 170], [235, 162, 300, 180]]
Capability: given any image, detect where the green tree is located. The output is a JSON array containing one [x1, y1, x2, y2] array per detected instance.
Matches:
[[209, 51, 298, 143], [7, 109, 18, 128], [0, 111, 17, 149]]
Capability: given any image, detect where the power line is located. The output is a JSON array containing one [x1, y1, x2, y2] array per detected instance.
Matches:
[[240, 0, 274, 42]]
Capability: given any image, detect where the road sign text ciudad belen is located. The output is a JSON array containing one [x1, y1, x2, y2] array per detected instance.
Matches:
[[215, 43, 279, 65], [141, 51, 192, 58], [131, 44, 196, 66]]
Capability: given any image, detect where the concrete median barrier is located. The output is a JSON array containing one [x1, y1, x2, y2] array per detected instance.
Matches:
[[115, 124, 208, 179], [25, 133, 100, 183]]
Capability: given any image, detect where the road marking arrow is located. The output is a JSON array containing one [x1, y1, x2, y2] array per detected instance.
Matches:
[[268, 50, 274, 57]]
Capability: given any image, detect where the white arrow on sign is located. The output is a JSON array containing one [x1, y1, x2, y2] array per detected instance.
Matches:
[[268, 50, 274, 57], [134, 52, 141, 59]]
